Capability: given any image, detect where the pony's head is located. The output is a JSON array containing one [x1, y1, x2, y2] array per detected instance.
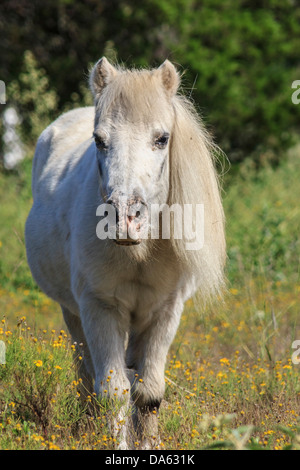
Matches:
[[90, 57, 179, 245], [90, 57, 226, 299]]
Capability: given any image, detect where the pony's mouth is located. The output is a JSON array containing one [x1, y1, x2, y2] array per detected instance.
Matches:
[[114, 239, 141, 246]]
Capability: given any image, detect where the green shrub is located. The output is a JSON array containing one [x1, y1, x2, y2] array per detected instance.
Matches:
[[6, 51, 58, 146]]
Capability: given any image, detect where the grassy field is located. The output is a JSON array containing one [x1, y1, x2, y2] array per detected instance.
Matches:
[[0, 146, 299, 450]]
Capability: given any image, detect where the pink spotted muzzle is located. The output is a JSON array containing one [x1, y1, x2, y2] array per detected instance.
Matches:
[[106, 195, 148, 246]]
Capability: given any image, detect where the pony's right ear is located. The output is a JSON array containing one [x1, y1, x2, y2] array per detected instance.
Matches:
[[89, 57, 118, 100]]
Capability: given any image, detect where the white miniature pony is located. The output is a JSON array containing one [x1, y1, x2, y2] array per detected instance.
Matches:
[[25, 58, 226, 448]]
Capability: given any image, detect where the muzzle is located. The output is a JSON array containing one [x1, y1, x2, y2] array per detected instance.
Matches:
[[106, 195, 148, 246]]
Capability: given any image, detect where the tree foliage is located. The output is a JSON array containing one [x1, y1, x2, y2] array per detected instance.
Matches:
[[1, 0, 300, 163]]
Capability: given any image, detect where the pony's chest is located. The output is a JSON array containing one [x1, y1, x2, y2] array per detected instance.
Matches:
[[100, 276, 163, 315], [98, 262, 178, 317]]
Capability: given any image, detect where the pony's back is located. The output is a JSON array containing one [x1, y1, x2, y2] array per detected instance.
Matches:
[[31, 106, 94, 198]]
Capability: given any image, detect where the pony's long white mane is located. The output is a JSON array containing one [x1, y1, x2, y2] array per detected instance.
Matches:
[[168, 94, 226, 300]]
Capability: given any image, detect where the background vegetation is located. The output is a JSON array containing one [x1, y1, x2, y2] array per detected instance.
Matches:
[[1, 0, 300, 162], [0, 0, 299, 450]]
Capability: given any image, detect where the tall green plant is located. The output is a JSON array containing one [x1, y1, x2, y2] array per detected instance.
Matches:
[[7, 51, 58, 146]]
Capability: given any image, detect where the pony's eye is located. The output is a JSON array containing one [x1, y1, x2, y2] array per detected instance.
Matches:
[[93, 133, 108, 151], [154, 133, 170, 149]]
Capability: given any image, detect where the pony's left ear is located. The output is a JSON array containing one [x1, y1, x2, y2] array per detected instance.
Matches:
[[89, 57, 118, 101], [157, 60, 180, 97]]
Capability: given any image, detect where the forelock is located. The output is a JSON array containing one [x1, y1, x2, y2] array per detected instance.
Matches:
[[94, 69, 173, 126]]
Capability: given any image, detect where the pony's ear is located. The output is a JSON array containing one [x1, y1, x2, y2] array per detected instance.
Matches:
[[89, 57, 118, 100], [157, 60, 180, 97]]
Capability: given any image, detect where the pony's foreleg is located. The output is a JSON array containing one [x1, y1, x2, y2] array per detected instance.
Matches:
[[130, 299, 183, 449], [61, 306, 94, 400], [78, 295, 131, 449]]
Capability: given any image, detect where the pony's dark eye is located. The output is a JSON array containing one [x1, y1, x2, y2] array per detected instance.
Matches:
[[93, 132, 108, 151], [154, 133, 170, 149]]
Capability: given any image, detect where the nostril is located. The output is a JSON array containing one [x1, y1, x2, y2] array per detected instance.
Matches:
[[106, 199, 119, 224], [127, 215, 135, 223], [136, 211, 140, 218]]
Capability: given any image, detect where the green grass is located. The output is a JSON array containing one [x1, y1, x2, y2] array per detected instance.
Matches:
[[0, 146, 299, 449]]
